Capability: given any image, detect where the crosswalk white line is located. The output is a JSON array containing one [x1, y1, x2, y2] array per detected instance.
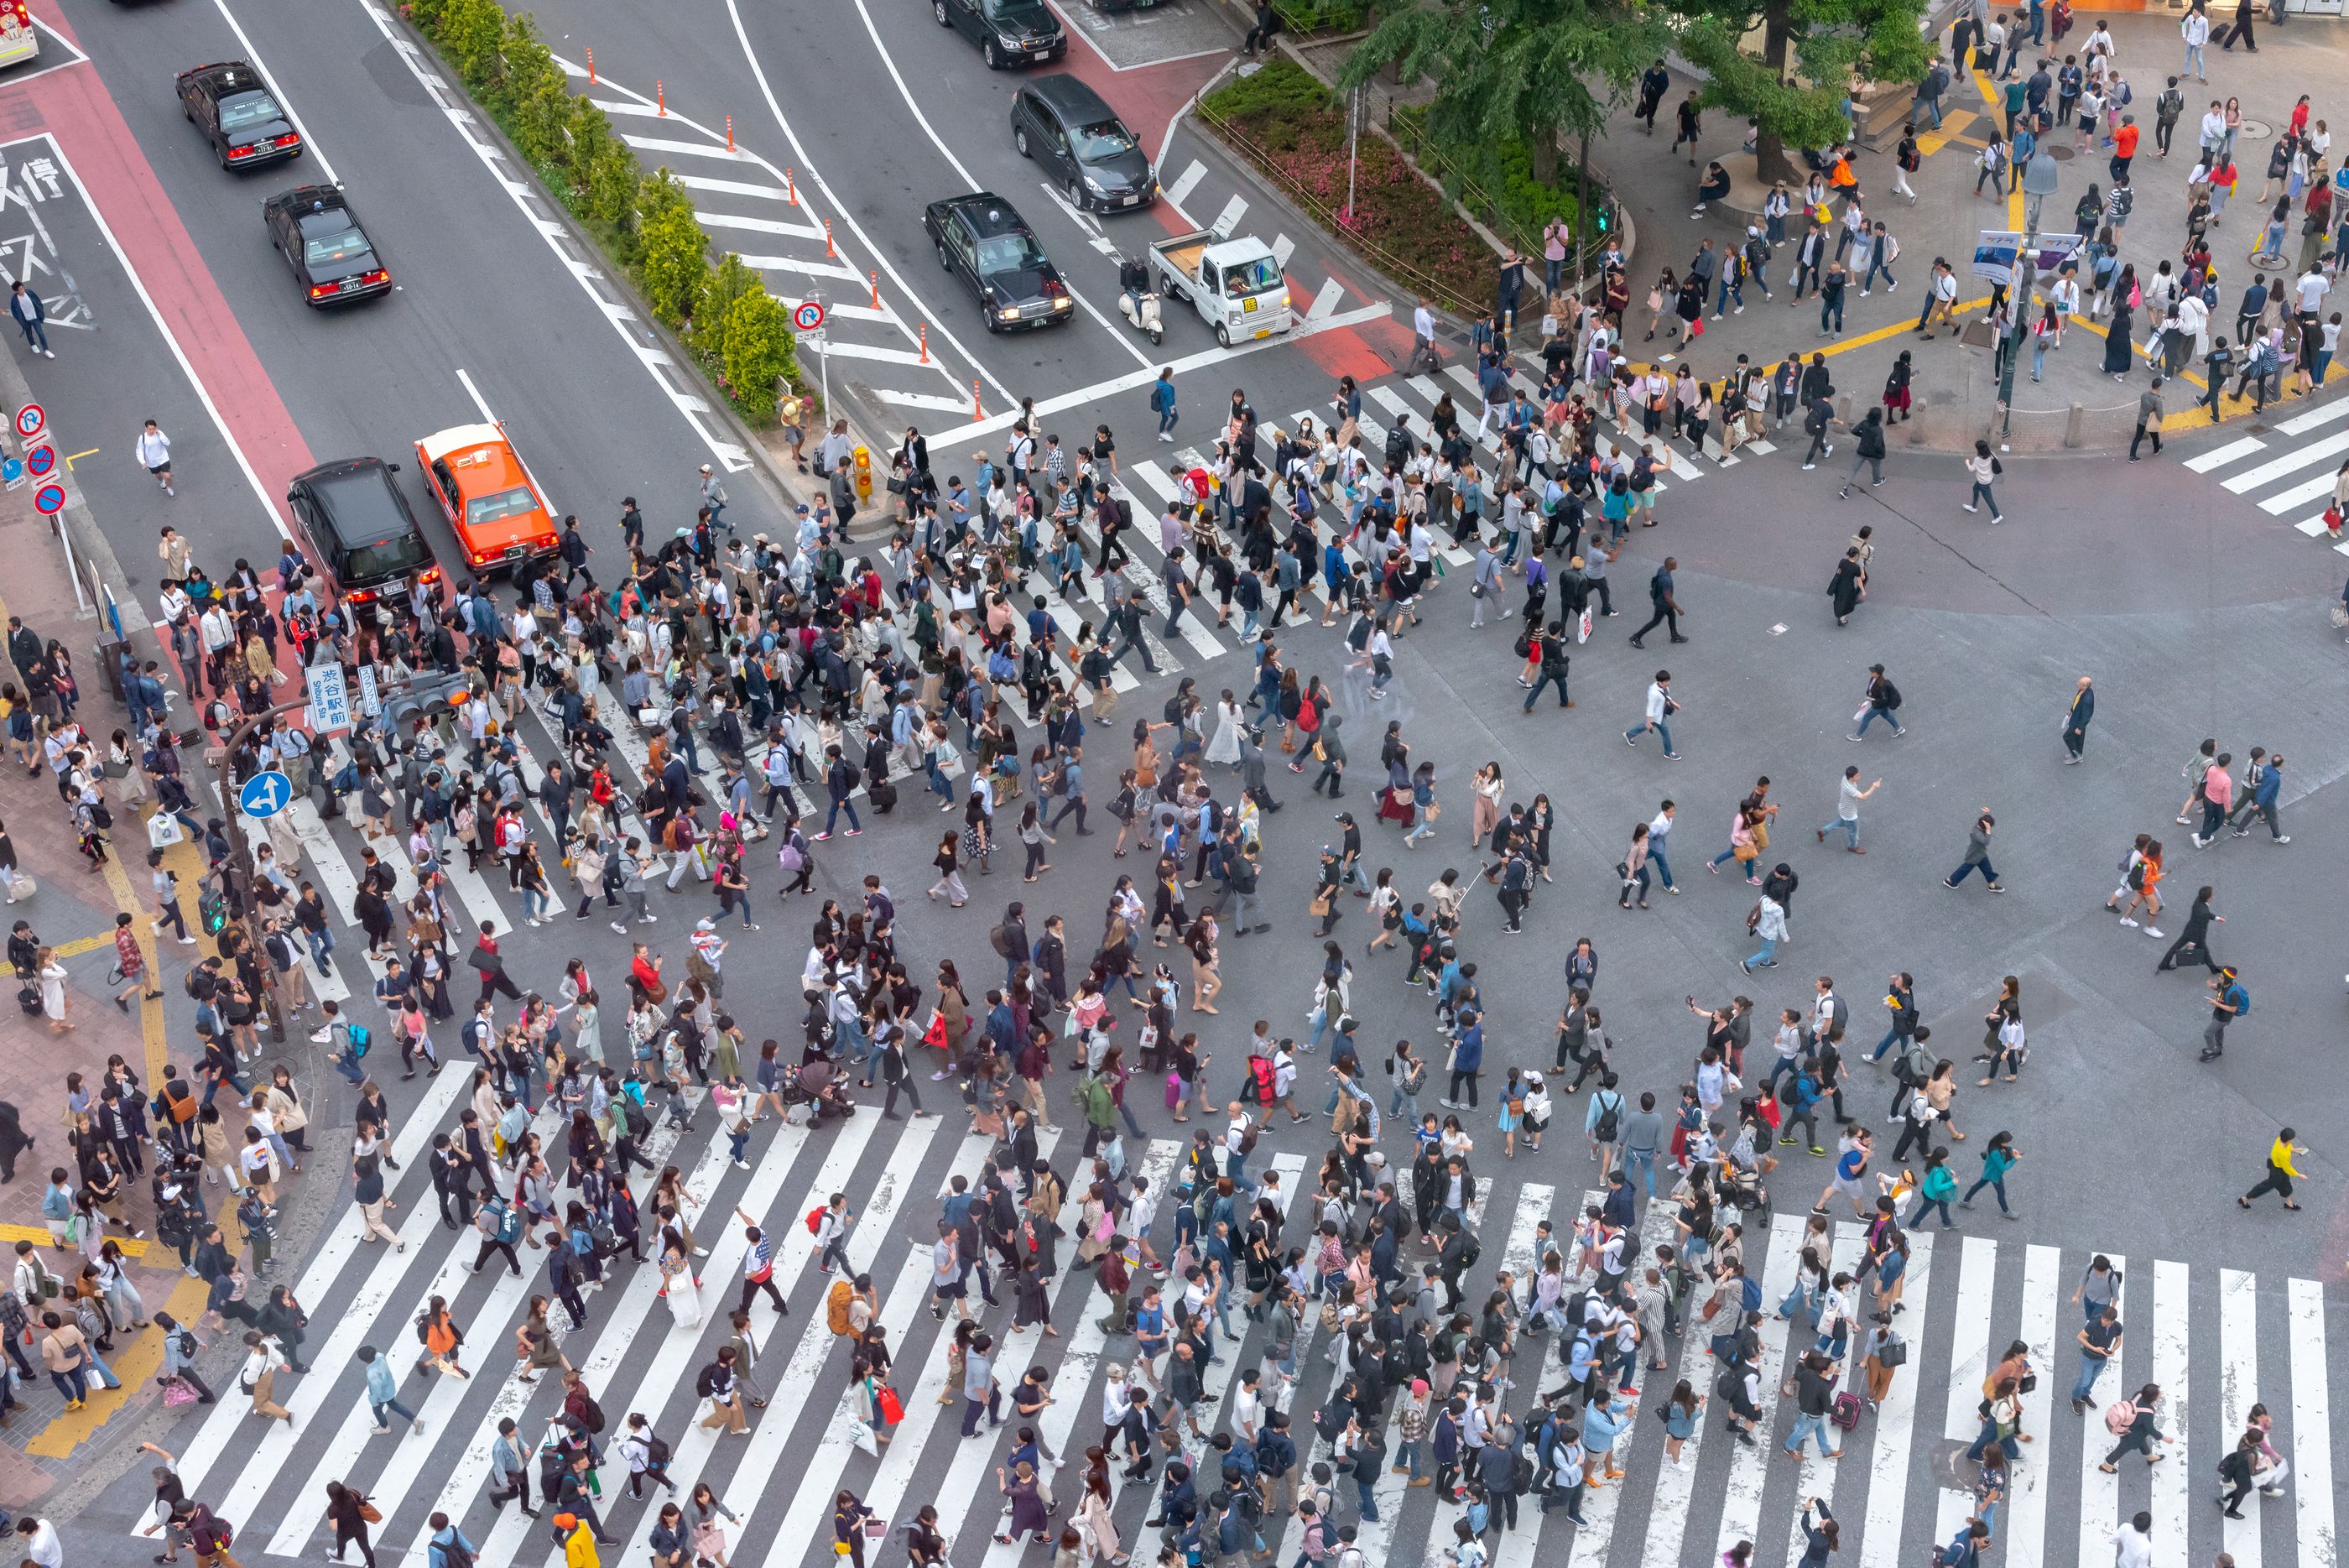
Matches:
[[864, 1133, 1091, 1531], [213, 1097, 576, 1535], [2285, 1276, 2336, 1568], [1716, 1211, 1805, 1559], [2185, 436, 2267, 472], [2005, 1245, 2060, 1568], [1127, 460, 1177, 504], [591, 99, 663, 117], [594, 1112, 897, 1568], [2276, 395, 2349, 435], [1554, 1191, 1680, 1568], [622, 134, 750, 163], [697, 211, 826, 241], [2220, 1267, 2262, 1568], [1270, 233, 1294, 269], [1164, 160, 1206, 209], [729, 1130, 993, 1555], [668, 173, 789, 200], [2076, 1253, 2127, 1568], [1779, 1227, 1870, 1568], [2257, 469, 2345, 514], [1858, 1229, 1934, 1568], [154, 1064, 476, 1514], [1308, 278, 1345, 322], [2221, 428, 2349, 492], [738, 254, 866, 282], [410, 1116, 769, 1557], [1933, 1236, 1998, 1550], [1367, 383, 1415, 427], [925, 1139, 1183, 1544], [879, 389, 985, 414], [2151, 1258, 2191, 1555], [808, 339, 940, 367], [762, 1128, 1060, 1568], [1211, 194, 1247, 237]]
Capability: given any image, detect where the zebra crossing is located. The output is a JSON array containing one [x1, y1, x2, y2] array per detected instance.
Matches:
[[154, 1103, 2343, 1568], [555, 53, 983, 419], [2180, 394, 2349, 552]]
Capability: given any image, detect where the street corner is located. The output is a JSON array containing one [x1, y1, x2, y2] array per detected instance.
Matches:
[[1049, 0, 1243, 80]]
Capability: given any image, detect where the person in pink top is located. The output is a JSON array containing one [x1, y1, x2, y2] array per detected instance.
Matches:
[[2193, 753, 2235, 846]]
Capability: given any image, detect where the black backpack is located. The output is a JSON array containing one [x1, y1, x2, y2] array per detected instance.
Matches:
[[582, 1397, 607, 1435], [1879, 680, 1903, 711], [646, 1433, 672, 1468], [623, 1097, 651, 1139]]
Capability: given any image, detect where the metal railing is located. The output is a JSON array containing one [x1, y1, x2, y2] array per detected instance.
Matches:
[[1381, 104, 1620, 286]]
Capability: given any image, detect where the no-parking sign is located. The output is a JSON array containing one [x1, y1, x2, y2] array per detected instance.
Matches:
[[33, 482, 64, 514], [793, 300, 826, 332], [24, 445, 53, 478], [13, 402, 43, 442]]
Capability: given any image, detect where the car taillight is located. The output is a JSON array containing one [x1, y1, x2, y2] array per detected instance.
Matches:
[[358, 269, 389, 287], [227, 143, 257, 160], [273, 133, 300, 148], [419, 568, 441, 584], [308, 283, 336, 300], [467, 547, 492, 565], [346, 586, 376, 603]]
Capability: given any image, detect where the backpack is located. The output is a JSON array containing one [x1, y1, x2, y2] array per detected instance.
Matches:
[[622, 1097, 652, 1138], [696, 1365, 721, 1399], [645, 1433, 671, 1467], [1238, 1122, 1260, 1156], [2104, 1397, 2138, 1436], [2226, 983, 2249, 1018], [1879, 680, 1902, 711], [1739, 1276, 1763, 1315], [346, 1024, 371, 1054], [806, 1206, 827, 1237], [582, 1397, 607, 1435], [1592, 1092, 1620, 1144], [1248, 1055, 1276, 1104]]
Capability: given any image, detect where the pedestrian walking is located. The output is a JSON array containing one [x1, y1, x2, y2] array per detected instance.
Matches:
[[1942, 811, 2003, 892], [1623, 670, 1680, 759], [2240, 1127, 2307, 1209], [1962, 441, 2005, 521], [2060, 676, 2094, 761], [9, 282, 53, 357]]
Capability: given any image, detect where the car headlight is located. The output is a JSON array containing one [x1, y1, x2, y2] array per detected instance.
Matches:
[[1052, 297, 1073, 310], [1082, 173, 1106, 194], [998, 306, 1022, 321], [1280, 293, 1291, 310]]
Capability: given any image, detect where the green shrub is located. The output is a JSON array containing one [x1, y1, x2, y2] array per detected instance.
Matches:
[[719, 287, 798, 424], [435, 0, 504, 87], [635, 170, 710, 329], [1202, 56, 1331, 123]]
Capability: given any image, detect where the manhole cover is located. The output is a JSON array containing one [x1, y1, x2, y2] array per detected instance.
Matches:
[[2046, 144, 2075, 160], [2237, 118, 2273, 139]]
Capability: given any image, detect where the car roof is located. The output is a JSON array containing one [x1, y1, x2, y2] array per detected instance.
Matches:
[[177, 60, 263, 94], [933, 193, 1032, 239], [416, 425, 532, 496], [289, 458, 418, 546], [1024, 74, 1114, 125], [264, 184, 351, 220]]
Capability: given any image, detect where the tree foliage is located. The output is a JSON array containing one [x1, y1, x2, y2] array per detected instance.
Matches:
[[1337, 0, 1664, 186], [635, 169, 710, 330], [1676, 0, 1933, 180]]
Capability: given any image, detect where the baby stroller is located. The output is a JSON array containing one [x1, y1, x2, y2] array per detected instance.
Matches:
[[1718, 1159, 1774, 1225], [780, 1059, 857, 1123]]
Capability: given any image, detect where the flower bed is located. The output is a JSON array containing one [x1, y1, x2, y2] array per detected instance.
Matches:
[[1199, 59, 1496, 315]]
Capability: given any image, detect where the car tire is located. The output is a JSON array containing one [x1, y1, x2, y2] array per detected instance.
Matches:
[[1015, 128, 1030, 158], [984, 40, 1003, 68], [1066, 179, 1085, 212], [1216, 321, 1232, 348], [1150, 326, 1163, 346], [935, 239, 952, 272], [934, 0, 950, 21]]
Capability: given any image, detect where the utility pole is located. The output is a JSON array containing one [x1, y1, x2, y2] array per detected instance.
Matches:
[[2000, 141, 2060, 447]]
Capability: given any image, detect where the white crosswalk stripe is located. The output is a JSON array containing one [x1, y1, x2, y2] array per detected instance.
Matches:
[[175, 1107, 2342, 1568], [2180, 415, 2349, 552]]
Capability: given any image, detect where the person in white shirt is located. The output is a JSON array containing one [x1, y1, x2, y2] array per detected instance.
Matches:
[[2180, 6, 2211, 80], [1412, 300, 1438, 368], [135, 421, 174, 496], [2107, 1512, 2154, 1568], [13, 1515, 63, 1568], [1624, 672, 1679, 758]]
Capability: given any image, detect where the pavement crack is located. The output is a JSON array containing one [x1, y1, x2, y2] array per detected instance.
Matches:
[[1873, 491, 2052, 617]]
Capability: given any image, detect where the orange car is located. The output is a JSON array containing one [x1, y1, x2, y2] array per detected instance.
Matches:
[[413, 423, 559, 573]]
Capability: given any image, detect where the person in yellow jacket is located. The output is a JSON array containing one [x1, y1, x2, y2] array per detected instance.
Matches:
[[2239, 1128, 2307, 1211], [553, 1512, 601, 1568]]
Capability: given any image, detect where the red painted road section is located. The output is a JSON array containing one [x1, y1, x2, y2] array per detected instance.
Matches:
[[4, 8, 312, 533], [1046, 12, 1224, 164]]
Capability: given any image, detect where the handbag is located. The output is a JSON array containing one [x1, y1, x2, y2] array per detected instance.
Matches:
[[163, 1377, 199, 1407], [1878, 1336, 1909, 1367], [357, 1502, 383, 1524], [875, 1383, 905, 1424]]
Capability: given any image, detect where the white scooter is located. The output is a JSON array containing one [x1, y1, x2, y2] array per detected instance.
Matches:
[[1113, 252, 1164, 345]]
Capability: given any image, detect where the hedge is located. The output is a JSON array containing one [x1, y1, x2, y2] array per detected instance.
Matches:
[[401, 0, 799, 425]]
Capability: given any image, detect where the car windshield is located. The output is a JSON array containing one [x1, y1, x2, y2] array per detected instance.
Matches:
[[345, 532, 430, 581], [977, 233, 1049, 275], [218, 92, 283, 133], [465, 485, 539, 527], [983, 0, 1051, 24], [1071, 118, 1137, 161], [303, 227, 371, 267], [1222, 254, 1284, 295]]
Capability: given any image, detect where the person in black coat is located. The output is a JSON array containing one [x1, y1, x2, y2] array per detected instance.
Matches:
[[2061, 676, 2095, 761]]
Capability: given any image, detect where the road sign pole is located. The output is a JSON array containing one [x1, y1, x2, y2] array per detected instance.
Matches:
[[212, 695, 315, 1047]]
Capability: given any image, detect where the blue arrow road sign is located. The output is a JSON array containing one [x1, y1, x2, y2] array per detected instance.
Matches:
[[238, 769, 294, 820]]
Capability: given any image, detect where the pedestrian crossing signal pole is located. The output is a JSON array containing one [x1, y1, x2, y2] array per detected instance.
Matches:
[[211, 695, 320, 1047], [1997, 233, 2039, 449]]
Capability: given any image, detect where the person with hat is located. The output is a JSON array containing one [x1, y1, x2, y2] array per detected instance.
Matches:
[[551, 1510, 600, 1568]]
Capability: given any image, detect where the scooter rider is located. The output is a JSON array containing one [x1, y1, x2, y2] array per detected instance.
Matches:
[[1118, 254, 1150, 314]]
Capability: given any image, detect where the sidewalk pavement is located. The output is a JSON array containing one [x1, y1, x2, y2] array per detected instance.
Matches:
[[0, 352, 308, 1507], [1594, 13, 2348, 451]]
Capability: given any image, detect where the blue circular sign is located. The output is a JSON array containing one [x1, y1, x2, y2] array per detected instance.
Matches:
[[0, 458, 19, 485], [32, 483, 63, 515], [238, 769, 294, 819], [24, 445, 52, 477]]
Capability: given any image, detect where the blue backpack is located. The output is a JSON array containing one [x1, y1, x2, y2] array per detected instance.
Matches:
[[346, 1024, 371, 1055]]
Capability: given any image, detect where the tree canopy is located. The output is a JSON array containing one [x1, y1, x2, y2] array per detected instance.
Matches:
[[1676, 0, 1934, 181]]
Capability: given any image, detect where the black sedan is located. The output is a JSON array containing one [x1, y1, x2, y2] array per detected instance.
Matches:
[[263, 185, 392, 308], [924, 194, 1073, 333], [175, 60, 302, 169], [931, 0, 1065, 69]]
